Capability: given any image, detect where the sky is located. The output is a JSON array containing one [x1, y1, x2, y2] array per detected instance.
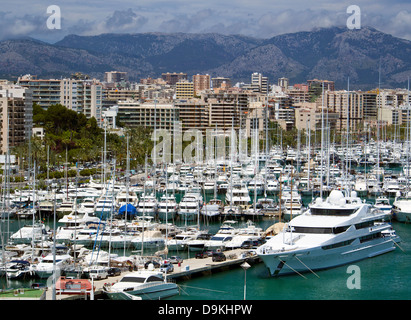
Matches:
[[1, 0, 410, 43]]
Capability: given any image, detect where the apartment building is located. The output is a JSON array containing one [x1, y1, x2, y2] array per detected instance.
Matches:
[[325, 90, 363, 132], [104, 71, 128, 83], [278, 77, 289, 91], [201, 91, 249, 130], [116, 100, 177, 131], [18, 75, 103, 126], [211, 77, 231, 89], [0, 84, 33, 153], [175, 99, 208, 132], [250, 72, 269, 95], [18, 75, 61, 109], [162, 72, 187, 85], [307, 79, 335, 92], [60, 79, 103, 121], [175, 81, 194, 99], [192, 74, 210, 95]]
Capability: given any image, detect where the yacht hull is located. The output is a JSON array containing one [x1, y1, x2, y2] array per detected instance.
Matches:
[[106, 283, 179, 300], [259, 237, 396, 277]]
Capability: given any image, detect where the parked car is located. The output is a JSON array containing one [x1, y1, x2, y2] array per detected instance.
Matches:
[[159, 263, 174, 274], [212, 252, 226, 262], [108, 267, 121, 277], [88, 267, 109, 280], [144, 260, 160, 269], [205, 250, 215, 257], [195, 252, 207, 259], [169, 256, 183, 264]]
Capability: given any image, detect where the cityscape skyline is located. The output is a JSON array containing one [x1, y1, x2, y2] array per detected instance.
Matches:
[[0, 1, 410, 43]]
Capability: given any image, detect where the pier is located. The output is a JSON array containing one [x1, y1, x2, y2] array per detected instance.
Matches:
[[43, 248, 260, 300]]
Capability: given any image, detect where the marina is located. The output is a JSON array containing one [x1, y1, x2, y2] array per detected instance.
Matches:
[[1, 139, 411, 300]]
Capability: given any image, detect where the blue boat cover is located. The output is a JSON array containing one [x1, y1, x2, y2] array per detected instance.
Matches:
[[118, 204, 137, 215]]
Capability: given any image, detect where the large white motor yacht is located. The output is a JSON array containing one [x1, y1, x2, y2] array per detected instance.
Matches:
[[257, 189, 400, 276]]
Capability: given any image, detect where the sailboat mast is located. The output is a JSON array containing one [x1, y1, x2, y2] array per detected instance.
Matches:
[[124, 134, 130, 256], [320, 82, 324, 198]]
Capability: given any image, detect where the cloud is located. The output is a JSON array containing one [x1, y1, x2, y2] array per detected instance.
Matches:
[[105, 8, 148, 32], [67, 8, 148, 36], [387, 10, 411, 41], [0, 1, 410, 42], [158, 9, 216, 33]]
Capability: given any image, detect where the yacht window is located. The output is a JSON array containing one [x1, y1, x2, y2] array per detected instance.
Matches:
[[354, 221, 374, 229], [359, 232, 381, 243], [333, 226, 350, 234], [146, 276, 163, 282], [310, 208, 356, 216], [322, 239, 355, 250], [289, 227, 333, 234], [120, 277, 145, 283]]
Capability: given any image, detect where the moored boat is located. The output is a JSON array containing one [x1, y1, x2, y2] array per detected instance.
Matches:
[[257, 189, 400, 276]]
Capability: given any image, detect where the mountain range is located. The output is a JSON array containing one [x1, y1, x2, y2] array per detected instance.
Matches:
[[1, 26, 411, 90]]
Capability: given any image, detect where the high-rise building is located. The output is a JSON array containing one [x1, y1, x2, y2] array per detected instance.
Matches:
[[60, 79, 103, 121], [18, 75, 103, 126], [0, 83, 33, 153], [175, 99, 209, 132], [117, 100, 177, 131], [201, 91, 249, 130], [278, 77, 289, 91], [251, 73, 269, 95], [17, 75, 61, 109], [325, 90, 363, 132], [104, 71, 128, 83], [162, 72, 187, 86], [192, 74, 210, 95], [212, 77, 231, 89], [307, 79, 335, 92], [175, 81, 194, 99]]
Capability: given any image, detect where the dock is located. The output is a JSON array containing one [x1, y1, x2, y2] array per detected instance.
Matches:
[[44, 248, 260, 300]]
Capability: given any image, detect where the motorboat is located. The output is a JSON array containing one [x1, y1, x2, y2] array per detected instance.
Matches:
[[130, 230, 165, 250], [177, 193, 202, 222], [103, 270, 179, 300], [374, 196, 393, 220], [200, 199, 223, 220], [203, 180, 217, 193], [6, 260, 34, 280], [157, 194, 177, 221], [282, 198, 304, 221], [247, 175, 265, 195], [225, 181, 251, 208], [56, 200, 75, 218], [116, 190, 139, 209], [32, 246, 73, 279], [136, 193, 158, 218], [10, 222, 50, 244], [224, 221, 264, 250], [257, 189, 400, 276], [203, 221, 239, 251], [392, 191, 411, 223], [167, 228, 208, 251], [94, 194, 117, 219], [37, 200, 57, 216], [78, 197, 96, 215], [186, 233, 212, 252]]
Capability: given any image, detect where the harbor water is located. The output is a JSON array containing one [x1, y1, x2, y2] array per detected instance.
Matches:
[[170, 221, 411, 300], [2, 209, 410, 300]]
